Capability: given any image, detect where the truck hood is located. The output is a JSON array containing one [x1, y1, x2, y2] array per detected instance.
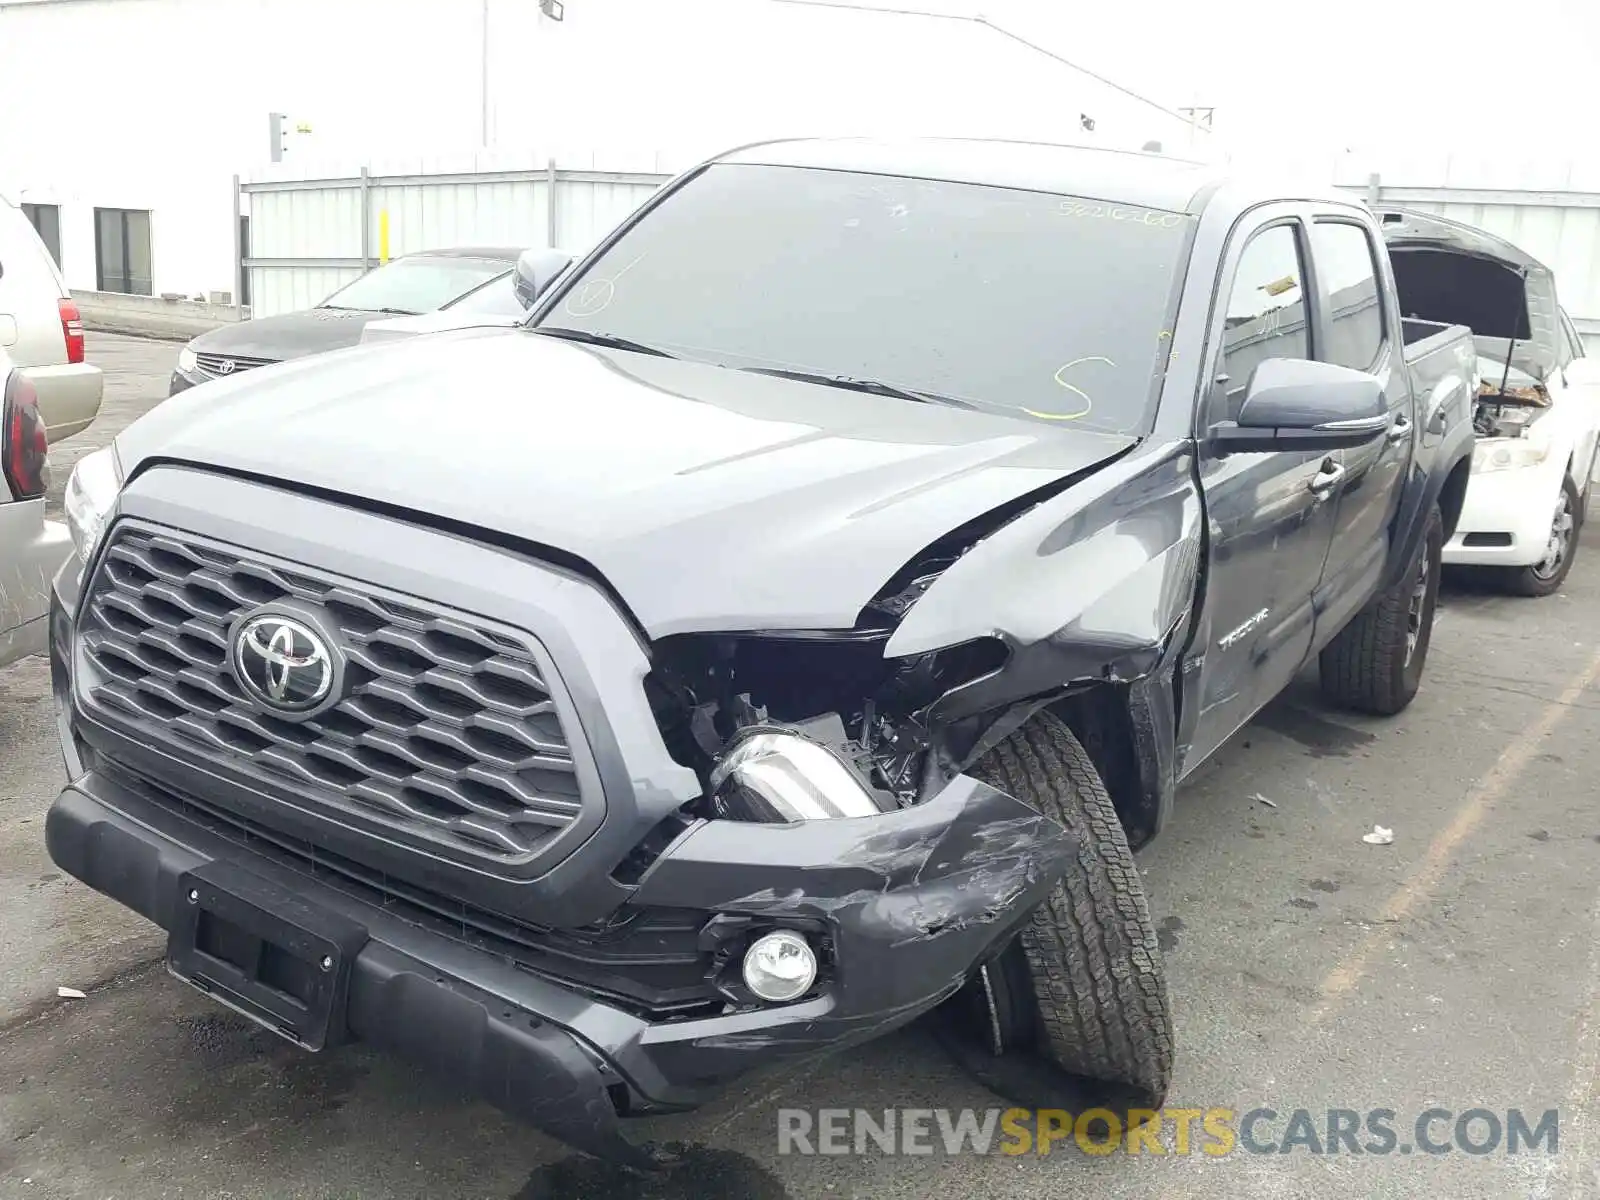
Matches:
[[115, 327, 1136, 637], [359, 309, 524, 346], [189, 307, 386, 363]]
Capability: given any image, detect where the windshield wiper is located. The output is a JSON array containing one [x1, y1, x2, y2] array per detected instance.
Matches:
[[372, 306, 420, 316], [532, 327, 677, 358], [737, 366, 982, 411]]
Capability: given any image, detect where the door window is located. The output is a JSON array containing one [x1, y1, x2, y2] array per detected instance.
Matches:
[[1219, 223, 1309, 418], [1311, 220, 1384, 371]]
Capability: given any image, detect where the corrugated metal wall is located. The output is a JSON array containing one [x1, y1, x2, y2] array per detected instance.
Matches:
[[244, 158, 1600, 355]]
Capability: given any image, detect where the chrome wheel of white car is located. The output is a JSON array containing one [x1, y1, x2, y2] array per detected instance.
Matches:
[[1531, 488, 1576, 582], [1499, 476, 1583, 597]]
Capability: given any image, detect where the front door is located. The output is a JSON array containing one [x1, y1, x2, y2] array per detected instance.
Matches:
[[1184, 215, 1342, 772]]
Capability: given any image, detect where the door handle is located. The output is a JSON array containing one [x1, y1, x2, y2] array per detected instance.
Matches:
[[1387, 414, 1413, 444], [1308, 461, 1346, 497]]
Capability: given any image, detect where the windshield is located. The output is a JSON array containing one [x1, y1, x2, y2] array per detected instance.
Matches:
[[442, 270, 525, 316], [321, 255, 512, 315], [536, 163, 1191, 434]]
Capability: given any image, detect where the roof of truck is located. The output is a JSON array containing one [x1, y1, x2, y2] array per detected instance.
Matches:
[[716, 136, 1344, 218]]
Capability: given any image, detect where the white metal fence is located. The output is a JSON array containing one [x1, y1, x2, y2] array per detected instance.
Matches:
[[241, 157, 1600, 354], [239, 162, 668, 316]]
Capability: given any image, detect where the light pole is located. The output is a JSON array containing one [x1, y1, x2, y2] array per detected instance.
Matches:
[[483, 1, 565, 148], [480, 0, 491, 146]]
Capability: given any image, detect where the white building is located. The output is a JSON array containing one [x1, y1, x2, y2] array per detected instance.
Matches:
[[0, 0, 1211, 304]]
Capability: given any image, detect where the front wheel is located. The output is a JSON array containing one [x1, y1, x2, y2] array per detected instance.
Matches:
[[964, 712, 1173, 1107], [1494, 475, 1581, 598], [1319, 503, 1443, 716]]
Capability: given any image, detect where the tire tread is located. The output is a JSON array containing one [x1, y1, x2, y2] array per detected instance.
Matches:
[[971, 712, 1173, 1103]]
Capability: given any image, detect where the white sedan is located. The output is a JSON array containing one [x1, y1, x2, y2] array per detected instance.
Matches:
[[1445, 315, 1600, 595], [1379, 208, 1600, 596]]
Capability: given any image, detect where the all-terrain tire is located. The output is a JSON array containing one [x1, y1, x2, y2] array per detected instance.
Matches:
[[1495, 475, 1581, 598], [968, 712, 1173, 1107], [1319, 503, 1443, 716]]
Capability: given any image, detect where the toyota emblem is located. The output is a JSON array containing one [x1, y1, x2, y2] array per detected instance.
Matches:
[[230, 612, 339, 716], [215, 359, 236, 375]]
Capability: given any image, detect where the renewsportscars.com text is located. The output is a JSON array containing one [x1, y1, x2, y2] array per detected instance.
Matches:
[[776, 1106, 1561, 1157]]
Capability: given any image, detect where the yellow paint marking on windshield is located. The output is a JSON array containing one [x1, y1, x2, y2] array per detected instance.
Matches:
[[1023, 356, 1115, 421]]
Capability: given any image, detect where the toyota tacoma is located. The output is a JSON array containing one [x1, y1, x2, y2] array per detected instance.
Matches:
[[45, 138, 1476, 1164]]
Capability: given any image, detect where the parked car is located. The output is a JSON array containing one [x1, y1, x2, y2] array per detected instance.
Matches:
[[46, 138, 1475, 1165], [168, 247, 525, 394], [1377, 208, 1600, 595], [0, 347, 70, 669], [0, 194, 103, 442], [358, 249, 572, 346]]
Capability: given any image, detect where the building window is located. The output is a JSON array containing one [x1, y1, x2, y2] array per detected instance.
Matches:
[[21, 203, 62, 268], [94, 207, 153, 295]]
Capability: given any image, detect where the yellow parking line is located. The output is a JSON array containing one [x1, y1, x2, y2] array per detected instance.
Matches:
[[1311, 643, 1600, 1022]]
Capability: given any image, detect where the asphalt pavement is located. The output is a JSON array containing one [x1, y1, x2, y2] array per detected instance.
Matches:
[[2, 333, 1599, 1199]]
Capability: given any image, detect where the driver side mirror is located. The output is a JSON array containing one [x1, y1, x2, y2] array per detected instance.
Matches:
[[513, 247, 575, 310], [1211, 358, 1390, 454]]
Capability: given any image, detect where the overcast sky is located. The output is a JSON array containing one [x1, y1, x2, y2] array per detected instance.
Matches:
[[982, 0, 1596, 158]]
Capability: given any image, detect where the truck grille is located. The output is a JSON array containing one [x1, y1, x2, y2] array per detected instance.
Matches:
[[194, 352, 276, 379], [77, 524, 590, 867]]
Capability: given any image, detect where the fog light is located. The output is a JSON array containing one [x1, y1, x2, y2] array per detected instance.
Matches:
[[741, 930, 817, 1003]]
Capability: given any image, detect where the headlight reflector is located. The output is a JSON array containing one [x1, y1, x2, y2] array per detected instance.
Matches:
[[63, 446, 123, 561], [708, 729, 890, 822], [176, 345, 198, 374]]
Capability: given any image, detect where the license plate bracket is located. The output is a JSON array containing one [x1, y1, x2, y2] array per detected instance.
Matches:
[[167, 862, 368, 1051]]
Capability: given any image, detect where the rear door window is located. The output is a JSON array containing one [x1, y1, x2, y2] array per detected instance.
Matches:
[[1311, 220, 1385, 372]]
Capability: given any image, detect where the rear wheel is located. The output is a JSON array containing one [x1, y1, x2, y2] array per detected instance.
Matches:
[[964, 712, 1173, 1107], [1319, 503, 1442, 715], [1494, 475, 1581, 598]]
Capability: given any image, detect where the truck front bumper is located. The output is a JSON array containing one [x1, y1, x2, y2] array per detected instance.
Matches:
[[46, 613, 1073, 1163]]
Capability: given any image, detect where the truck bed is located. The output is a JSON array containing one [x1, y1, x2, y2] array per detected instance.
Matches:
[[1401, 318, 1477, 419]]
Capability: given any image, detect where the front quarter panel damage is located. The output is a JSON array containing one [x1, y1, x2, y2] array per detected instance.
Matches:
[[885, 441, 1201, 670], [631, 775, 1075, 1065], [883, 442, 1202, 844]]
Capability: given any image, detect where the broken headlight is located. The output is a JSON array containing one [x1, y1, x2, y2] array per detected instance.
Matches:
[[708, 727, 895, 822]]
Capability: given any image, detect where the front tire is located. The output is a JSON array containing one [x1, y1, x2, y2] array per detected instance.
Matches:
[[1495, 475, 1581, 597], [966, 712, 1173, 1107], [1319, 502, 1443, 716]]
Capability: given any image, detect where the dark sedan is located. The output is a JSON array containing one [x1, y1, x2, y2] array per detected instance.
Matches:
[[169, 247, 527, 395]]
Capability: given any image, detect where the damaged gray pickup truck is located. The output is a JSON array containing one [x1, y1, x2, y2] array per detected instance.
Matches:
[[44, 138, 1476, 1164]]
